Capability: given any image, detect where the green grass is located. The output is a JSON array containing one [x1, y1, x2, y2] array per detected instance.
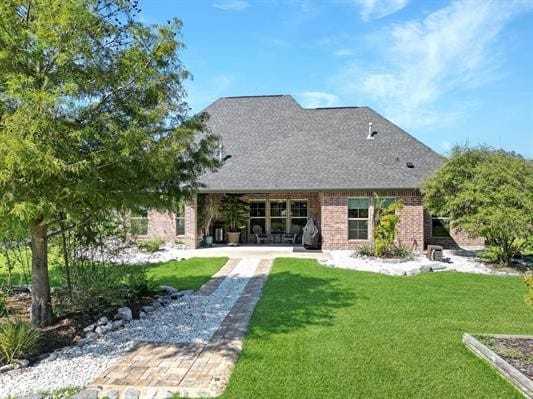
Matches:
[[0, 253, 227, 291], [145, 257, 227, 290], [221, 258, 533, 399]]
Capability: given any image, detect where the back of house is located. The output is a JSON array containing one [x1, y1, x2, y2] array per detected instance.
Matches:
[[138, 95, 482, 250]]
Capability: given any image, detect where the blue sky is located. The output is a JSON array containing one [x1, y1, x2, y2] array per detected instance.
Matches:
[[140, 0, 533, 157]]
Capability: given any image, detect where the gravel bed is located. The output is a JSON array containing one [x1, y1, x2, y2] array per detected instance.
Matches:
[[327, 248, 518, 276], [0, 258, 260, 398]]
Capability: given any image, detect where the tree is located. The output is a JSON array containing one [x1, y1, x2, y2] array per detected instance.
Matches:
[[0, 0, 218, 325], [422, 147, 533, 266]]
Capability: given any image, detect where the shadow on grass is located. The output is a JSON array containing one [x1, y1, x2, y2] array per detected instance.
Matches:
[[248, 269, 360, 338]]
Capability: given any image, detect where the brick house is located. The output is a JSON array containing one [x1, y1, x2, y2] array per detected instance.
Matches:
[[139, 95, 482, 250]]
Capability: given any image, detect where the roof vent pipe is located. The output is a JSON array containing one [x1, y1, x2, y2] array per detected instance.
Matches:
[[367, 122, 374, 139], [217, 142, 225, 163]]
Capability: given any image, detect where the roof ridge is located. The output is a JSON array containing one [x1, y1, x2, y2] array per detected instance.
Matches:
[[222, 94, 290, 99], [311, 106, 361, 110]]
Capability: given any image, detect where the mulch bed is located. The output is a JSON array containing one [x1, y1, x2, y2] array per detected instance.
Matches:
[[480, 336, 533, 380]]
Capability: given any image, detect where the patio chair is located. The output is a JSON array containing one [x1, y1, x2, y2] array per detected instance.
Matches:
[[252, 225, 269, 244], [282, 225, 300, 245]]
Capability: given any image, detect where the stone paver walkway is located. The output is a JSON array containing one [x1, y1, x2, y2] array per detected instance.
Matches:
[[89, 258, 272, 398]]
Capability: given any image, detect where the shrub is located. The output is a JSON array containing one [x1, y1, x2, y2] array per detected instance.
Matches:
[[356, 245, 374, 257], [0, 292, 7, 317], [389, 245, 413, 259], [477, 245, 504, 264], [0, 319, 40, 364], [373, 198, 404, 257], [138, 237, 164, 253]]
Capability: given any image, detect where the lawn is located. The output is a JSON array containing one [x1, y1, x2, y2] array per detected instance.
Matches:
[[145, 257, 228, 290], [0, 253, 228, 291], [221, 258, 533, 399]]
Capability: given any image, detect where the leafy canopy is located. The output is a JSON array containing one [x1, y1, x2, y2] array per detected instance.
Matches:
[[0, 0, 218, 230], [422, 146, 533, 265]]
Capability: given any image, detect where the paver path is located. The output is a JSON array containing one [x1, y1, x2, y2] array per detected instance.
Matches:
[[89, 258, 272, 398]]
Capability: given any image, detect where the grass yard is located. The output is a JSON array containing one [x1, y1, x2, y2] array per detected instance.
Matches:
[[221, 258, 533, 399], [145, 257, 228, 290]]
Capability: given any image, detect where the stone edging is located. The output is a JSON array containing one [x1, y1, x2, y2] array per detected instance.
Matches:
[[463, 333, 533, 398]]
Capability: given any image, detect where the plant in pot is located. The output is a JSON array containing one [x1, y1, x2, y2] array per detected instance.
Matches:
[[220, 194, 248, 246], [198, 195, 219, 247]]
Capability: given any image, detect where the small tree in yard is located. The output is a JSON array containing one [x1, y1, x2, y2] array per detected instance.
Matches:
[[0, 1, 218, 326], [373, 198, 404, 257], [422, 147, 533, 266]]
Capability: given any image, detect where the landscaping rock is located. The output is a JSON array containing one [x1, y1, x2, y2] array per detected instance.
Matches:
[[139, 311, 147, 319], [151, 301, 161, 309], [72, 389, 99, 399], [170, 292, 181, 300], [15, 359, 30, 368], [124, 388, 140, 399], [112, 320, 124, 329], [94, 326, 104, 335], [115, 306, 133, 321], [83, 324, 95, 333], [142, 305, 154, 313], [0, 364, 13, 373], [106, 390, 119, 399], [19, 394, 43, 399], [159, 285, 178, 294], [85, 332, 97, 340], [37, 352, 50, 361], [180, 290, 194, 296], [97, 316, 109, 326]]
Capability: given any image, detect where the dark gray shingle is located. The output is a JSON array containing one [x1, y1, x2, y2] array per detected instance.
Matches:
[[199, 95, 443, 192]]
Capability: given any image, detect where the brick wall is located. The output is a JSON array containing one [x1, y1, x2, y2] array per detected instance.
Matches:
[[320, 191, 424, 251]]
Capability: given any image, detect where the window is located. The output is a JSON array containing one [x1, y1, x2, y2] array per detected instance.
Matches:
[[290, 200, 308, 232], [348, 198, 369, 240], [249, 201, 266, 233], [376, 196, 395, 209], [130, 209, 148, 235], [431, 217, 451, 237], [176, 201, 186, 235], [270, 200, 287, 232]]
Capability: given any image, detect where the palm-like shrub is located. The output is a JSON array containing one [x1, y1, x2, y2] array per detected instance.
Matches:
[[0, 319, 40, 364]]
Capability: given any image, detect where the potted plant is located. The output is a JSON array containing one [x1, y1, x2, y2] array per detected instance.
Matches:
[[198, 195, 219, 247], [220, 194, 248, 246]]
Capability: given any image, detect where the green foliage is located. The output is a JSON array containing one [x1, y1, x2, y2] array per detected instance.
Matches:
[[355, 245, 374, 257], [137, 237, 164, 253], [0, 292, 7, 317], [0, 319, 40, 364], [38, 387, 81, 399], [0, 0, 218, 324], [373, 197, 405, 257], [422, 147, 533, 266], [525, 275, 533, 307], [198, 194, 220, 236], [55, 263, 154, 316], [477, 245, 505, 264], [220, 194, 249, 232]]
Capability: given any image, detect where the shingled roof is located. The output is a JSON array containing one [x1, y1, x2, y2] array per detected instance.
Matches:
[[198, 95, 443, 192]]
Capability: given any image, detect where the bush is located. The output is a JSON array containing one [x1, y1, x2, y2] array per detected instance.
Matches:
[[373, 198, 404, 257], [0, 292, 7, 317], [477, 245, 504, 264], [137, 237, 164, 253], [54, 263, 155, 316], [356, 245, 374, 257], [0, 319, 40, 364]]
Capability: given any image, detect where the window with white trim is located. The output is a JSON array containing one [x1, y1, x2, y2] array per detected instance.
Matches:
[[176, 200, 185, 235], [348, 198, 369, 240], [249, 200, 266, 234], [270, 200, 287, 232], [290, 200, 308, 232], [131, 209, 148, 235]]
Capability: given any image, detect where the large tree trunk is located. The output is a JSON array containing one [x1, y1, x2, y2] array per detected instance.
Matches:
[[30, 221, 53, 326]]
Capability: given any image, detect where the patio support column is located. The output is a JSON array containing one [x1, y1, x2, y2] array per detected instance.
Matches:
[[184, 194, 198, 249]]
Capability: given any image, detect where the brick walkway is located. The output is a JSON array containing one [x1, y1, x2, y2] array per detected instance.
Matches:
[[88, 258, 272, 398]]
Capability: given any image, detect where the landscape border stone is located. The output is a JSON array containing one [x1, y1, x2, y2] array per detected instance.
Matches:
[[463, 333, 533, 398]]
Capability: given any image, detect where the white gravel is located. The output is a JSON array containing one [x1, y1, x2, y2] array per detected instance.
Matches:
[[0, 258, 260, 398], [326, 248, 518, 276]]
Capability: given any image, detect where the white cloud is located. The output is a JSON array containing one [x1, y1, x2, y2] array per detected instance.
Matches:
[[333, 48, 354, 56], [212, 0, 250, 11], [349, 0, 409, 21], [336, 0, 533, 128], [297, 91, 340, 108]]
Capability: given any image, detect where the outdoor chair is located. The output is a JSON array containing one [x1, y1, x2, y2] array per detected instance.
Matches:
[[282, 225, 300, 245], [252, 225, 269, 244]]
